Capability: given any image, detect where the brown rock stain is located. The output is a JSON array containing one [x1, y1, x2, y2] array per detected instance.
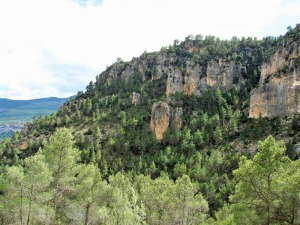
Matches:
[[173, 108, 183, 130], [207, 76, 217, 87], [137, 65, 144, 75], [184, 79, 196, 95], [19, 140, 27, 150]]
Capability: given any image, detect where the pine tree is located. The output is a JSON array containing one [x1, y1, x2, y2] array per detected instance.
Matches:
[[43, 128, 80, 223], [230, 136, 292, 224]]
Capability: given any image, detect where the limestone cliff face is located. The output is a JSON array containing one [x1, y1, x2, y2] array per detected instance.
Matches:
[[206, 59, 241, 91], [260, 42, 300, 83], [249, 41, 300, 118], [150, 102, 183, 140], [165, 59, 241, 97], [166, 68, 184, 96], [96, 49, 242, 98]]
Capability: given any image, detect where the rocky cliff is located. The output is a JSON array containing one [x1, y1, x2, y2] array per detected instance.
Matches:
[[89, 31, 300, 139], [96, 40, 244, 99], [150, 102, 182, 140], [250, 35, 300, 118], [92, 37, 270, 140], [166, 59, 242, 96]]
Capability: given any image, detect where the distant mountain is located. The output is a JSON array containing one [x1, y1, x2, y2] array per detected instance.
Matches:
[[0, 97, 69, 139], [0, 97, 69, 123]]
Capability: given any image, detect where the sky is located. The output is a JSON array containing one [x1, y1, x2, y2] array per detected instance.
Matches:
[[0, 0, 299, 100]]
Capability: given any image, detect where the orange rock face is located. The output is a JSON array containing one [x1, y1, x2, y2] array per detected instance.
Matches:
[[19, 140, 27, 150], [150, 103, 183, 140], [260, 48, 300, 84], [150, 102, 170, 140], [150, 113, 169, 140]]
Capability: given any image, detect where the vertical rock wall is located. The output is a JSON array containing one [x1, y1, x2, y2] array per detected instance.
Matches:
[[150, 102, 183, 140], [249, 43, 300, 118], [150, 102, 171, 140]]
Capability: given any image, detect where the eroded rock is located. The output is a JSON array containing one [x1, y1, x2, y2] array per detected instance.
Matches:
[[249, 41, 300, 118], [150, 102, 183, 140], [150, 102, 171, 140]]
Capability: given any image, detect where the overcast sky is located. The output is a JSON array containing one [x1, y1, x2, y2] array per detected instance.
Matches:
[[0, 0, 299, 100]]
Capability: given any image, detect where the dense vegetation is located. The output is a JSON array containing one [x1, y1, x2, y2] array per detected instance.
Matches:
[[0, 129, 299, 224], [0, 24, 299, 224]]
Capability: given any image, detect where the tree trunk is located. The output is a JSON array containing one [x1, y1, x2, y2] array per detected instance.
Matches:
[[266, 173, 271, 225], [20, 187, 24, 225], [27, 184, 34, 225], [84, 203, 90, 225]]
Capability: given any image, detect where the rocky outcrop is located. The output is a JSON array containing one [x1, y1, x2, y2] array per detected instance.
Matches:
[[19, 140, 28, 150], [249, 41, 300, 118], [131, 92, 141, 106], [150, 102, 171, 140], [206, 59, 241, 91], [165, 59, 241, 96], [166, 68, 184, 96], [96, 48, 242, 98], [259, 42, 300, 83], [150, 102, 183, 140], [249, 68, 300, 118], [172, 107, 183, 130], [183, 63, 202, 95]]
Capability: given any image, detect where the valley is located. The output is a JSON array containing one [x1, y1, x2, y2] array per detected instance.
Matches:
[[0, 97, 68, 139]]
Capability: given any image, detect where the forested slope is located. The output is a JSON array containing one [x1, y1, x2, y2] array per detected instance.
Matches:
[[0, 24, 299, 224]]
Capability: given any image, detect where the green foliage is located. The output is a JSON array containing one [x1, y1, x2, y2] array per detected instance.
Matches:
[[105, 173, 145, 225], [230, 136, 300, 224], [136, 174, 208, 224], [0, 153, 54, 224], [70, 163, 107, 224]]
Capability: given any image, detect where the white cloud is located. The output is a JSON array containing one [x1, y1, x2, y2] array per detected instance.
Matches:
[[0, 0, 296, 99], [280, 0, 300, 16]]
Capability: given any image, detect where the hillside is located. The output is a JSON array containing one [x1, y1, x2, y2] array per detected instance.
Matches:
[[0, 24, 299, 224]]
